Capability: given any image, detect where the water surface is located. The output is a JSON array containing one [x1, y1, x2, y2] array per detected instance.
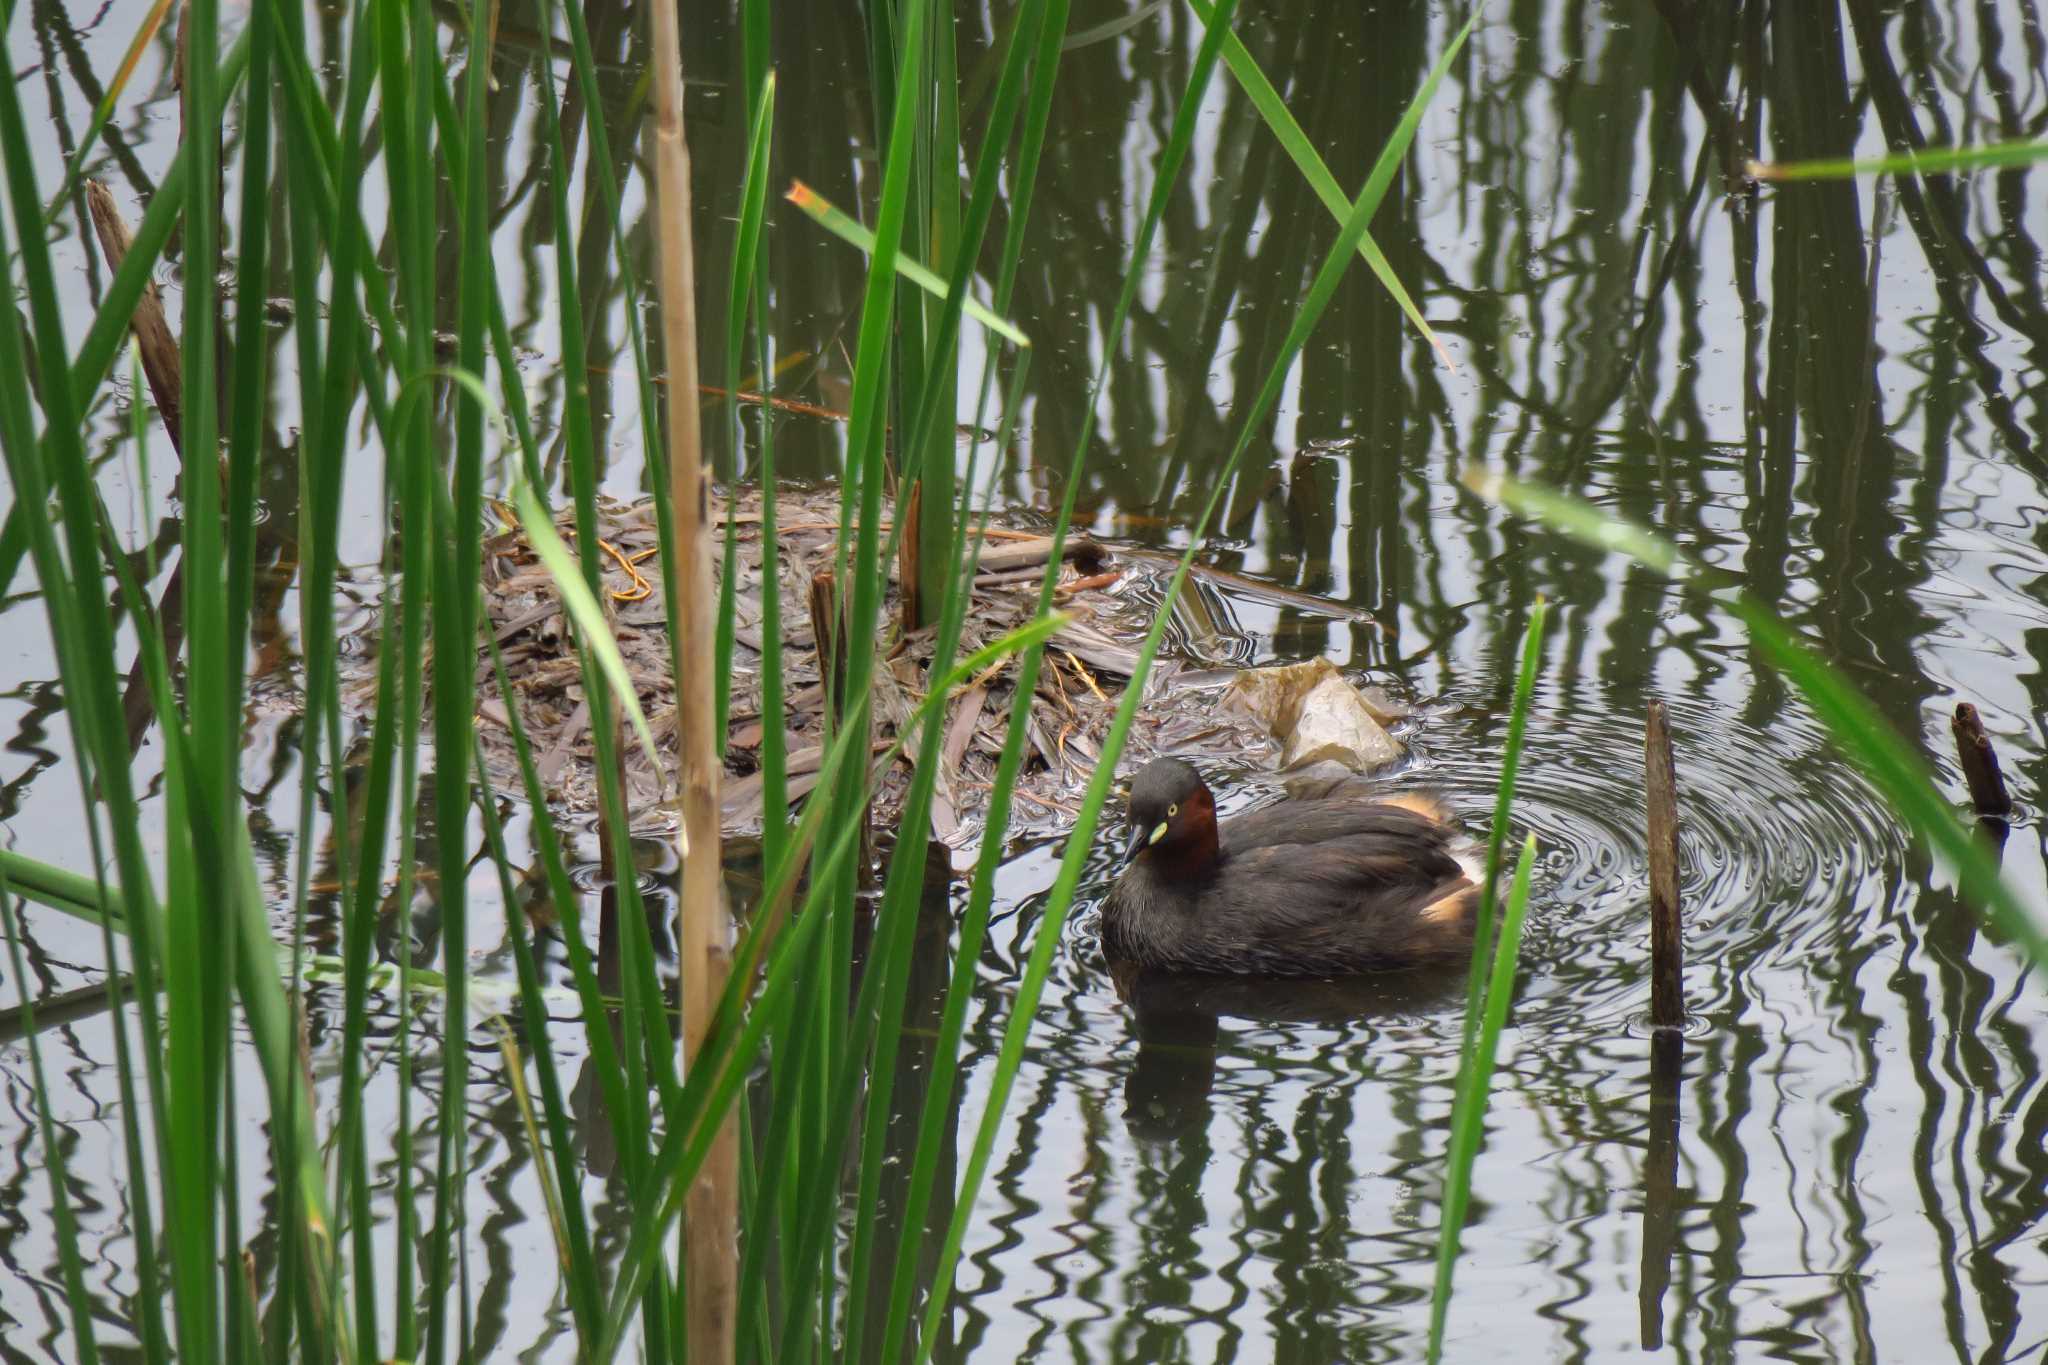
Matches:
[[4, 2, 2048, 1360]]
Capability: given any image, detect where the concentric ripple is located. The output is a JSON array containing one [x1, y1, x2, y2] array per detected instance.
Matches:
[[1411, 685, 1912, 1025]]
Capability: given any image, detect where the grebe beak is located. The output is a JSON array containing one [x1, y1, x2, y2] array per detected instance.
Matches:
[[1121, 819, 1167, 867]]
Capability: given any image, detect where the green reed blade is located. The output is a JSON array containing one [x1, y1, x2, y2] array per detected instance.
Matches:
[[518, 0, 675, 1157], [963, 0, 1066, 447], [171, 0, 238, 1344], [546, 0, 679, 684], [36, 0, 176, 222], [786, 182, 1030, 347], [1186, 0, 1460, 371], [421, 8, 498, 1355], [870, 354, 1039, 1364], [1473, 472, 2048, 966], [722, 69, 776, 750], [510, 481, 665, 790], [373, 0, 439, 1350], [0, 35, 224, 1357], [1750, 138, 2048, 181], [739, 75, 789, 870], [594, 608, 1071, 1355], [816, 1, 933, 1200], [844, 0, 1047, 1348], [94, 361, 170, 1359], [1459, 599, 1547, 1071], [723, 61, 796, 1362], [1732, 603, 2048, 963], [916, 8, 1478, 1358], [914, 0, 1247, 1346], [1427, 833, 1537, 1364]]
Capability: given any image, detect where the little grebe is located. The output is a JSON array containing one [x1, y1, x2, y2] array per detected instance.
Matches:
[[1102, 757, 1484, 976]]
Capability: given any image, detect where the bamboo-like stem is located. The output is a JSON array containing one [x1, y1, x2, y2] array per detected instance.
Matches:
[[646, 1, 735, 1357]]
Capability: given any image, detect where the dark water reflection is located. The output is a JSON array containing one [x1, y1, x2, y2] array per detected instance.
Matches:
[[5, 0, 2048, 1359]]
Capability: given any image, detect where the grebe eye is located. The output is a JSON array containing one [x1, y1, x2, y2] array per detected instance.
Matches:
[[1167, 803, 1179, 817]]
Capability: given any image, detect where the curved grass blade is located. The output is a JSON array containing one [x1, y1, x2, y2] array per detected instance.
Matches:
[[510, 479, 667, 793], [0, 875, 104, 1364], [1186, 0, 1461, 371]]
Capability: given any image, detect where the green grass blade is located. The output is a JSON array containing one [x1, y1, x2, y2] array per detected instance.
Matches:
[[593, 608, 1070, 1355], [421, 8, 498, 1355], [1427, 833, 1536, 1363], [511, 480, 667, 785], [469, 742, 606, 1342], [1457, 599, 1546, 1070], [916, 10, 1478, 1357], [1186, 0, 1459, 371], [36, 0, 176, 222], [1749, 138, 2048, 181], [847, 0, 1047, 1347], [785, 181, 1030, 347]]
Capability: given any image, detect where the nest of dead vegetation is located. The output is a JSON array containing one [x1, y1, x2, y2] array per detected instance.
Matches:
[[421, 485, 1280, 854]]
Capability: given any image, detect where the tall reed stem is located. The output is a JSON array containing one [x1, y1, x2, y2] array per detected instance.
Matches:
[[646, 0, 734, 1355]]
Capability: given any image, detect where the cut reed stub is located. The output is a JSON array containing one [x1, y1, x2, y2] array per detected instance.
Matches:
[[809, 568, 844, 719], [1951, 702, 2014, 818], [1645, 699, 1683, 1034]]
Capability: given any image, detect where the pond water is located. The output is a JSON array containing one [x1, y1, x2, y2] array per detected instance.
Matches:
[[5, 1, 2048, 1361]]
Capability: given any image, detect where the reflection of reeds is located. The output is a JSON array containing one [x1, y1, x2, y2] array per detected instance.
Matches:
[[1, 0, 1488, 1359]]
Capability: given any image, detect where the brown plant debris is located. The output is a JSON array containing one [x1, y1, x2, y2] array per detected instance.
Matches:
[[347, 485, 1289, 855]]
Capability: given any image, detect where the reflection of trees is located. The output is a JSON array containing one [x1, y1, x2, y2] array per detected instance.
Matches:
[[15, 0, 2048, 1354], [590, 1, 2048, 1357]]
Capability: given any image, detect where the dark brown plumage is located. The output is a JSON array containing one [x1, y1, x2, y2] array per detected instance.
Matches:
[[1101, 757, 1483, 976]]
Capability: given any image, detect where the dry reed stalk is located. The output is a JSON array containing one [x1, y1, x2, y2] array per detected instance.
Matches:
[[85, 180, 185, 453], [1645, 699, 1682, 1032], [84, 178, 193, 757], [646, 1, 735, 1356]]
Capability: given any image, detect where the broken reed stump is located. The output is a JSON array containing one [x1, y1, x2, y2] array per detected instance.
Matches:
[[1645, 699, 1683, 1034], [805, 566, 874, 873], [808, 568, 845, 720], [1951, 702, 2013, 818], [1641, 700, 1686, 1347]]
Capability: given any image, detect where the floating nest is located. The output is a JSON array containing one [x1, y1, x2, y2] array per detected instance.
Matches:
[[379, 485, 1292, 855]]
